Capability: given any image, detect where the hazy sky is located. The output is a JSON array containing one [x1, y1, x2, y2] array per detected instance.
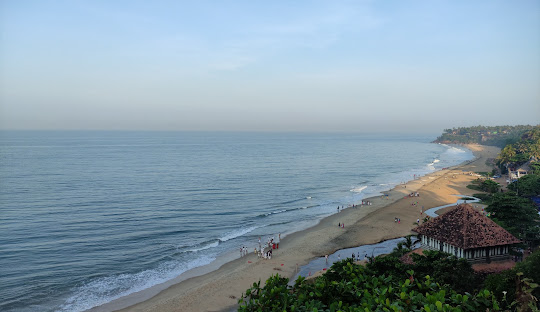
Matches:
[[1, 0, 539, 132]]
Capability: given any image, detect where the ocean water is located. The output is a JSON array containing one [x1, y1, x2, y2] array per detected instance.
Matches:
[[0, 131, 473, 312]]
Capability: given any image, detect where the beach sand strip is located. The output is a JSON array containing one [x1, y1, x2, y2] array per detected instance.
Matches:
[[104, 144, 499, 312]]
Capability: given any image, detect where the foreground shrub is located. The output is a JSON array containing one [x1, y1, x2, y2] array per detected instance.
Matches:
[[239, 261, 503, 312]]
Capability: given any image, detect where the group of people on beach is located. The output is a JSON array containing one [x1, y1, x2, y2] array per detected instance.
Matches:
[[336, 201, 373, 214], [255, 234, 281, 260], [408, 192, 420, 197], [240, 233, 282, 260], [240, 246, 249, 257]]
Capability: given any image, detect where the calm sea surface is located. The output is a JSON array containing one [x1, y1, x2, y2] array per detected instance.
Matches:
[[0, 131, 473, 311]]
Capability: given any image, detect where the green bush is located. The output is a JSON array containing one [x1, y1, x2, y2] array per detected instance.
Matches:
[[239, 262, 502, 312], [484, 269, 516, 308], [486, 192, 540, 243], [507, 175, 540, 197], [483, 250, 540, 310], [482, 180, 501, 193], [411, 250, 481, 294], [472, 193, 493, 204]]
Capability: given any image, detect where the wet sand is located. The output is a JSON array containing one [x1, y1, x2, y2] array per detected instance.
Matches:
[[106, 144, 499, 312]]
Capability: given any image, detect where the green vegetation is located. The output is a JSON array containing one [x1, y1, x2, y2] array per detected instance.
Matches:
[[531, 162, 540, 175], [467, 178, 500, 193], [467, 126, 540, 247], [486, 192, 540, 246], [366, 249, 481, 294], [239, 260, 501, 312], [239, 250, 540, 311], [472, 193, 493, 205], [433, 125, 535, 147], [483, 250, 540, 309], [497, 126, 540, 171], [488, 126, 540, 247], [507, 175, 540, 198]]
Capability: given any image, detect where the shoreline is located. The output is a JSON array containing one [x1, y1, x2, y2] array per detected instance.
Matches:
[[96, 144, 499, 312]]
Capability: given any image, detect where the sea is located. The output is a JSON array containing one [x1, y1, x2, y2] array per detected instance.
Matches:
[[0, 131, 474, 312]]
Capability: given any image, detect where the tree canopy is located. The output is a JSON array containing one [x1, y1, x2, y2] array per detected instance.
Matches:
[[486, 192, 540, 244], [496, 126, 540, 169], [507, 175, 540, 197], [434, 125, 535, 147], [239, 259, 502, 312]]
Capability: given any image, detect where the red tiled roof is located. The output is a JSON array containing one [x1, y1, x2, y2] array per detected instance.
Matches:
[[412, 204, 520, 249]]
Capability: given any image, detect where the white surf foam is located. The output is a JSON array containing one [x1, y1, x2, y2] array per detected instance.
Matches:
[[447, 146, 466, 153], [219, 226, 258, 242], [57, 256, 215, 312], [350, 186, 368, 193], [185, 240, 219, 253]]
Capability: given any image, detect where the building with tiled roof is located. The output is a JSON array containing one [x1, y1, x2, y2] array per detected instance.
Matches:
[[412, 204, 520, 263]]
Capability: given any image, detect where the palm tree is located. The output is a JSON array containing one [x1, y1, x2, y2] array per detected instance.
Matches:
[[498, 145, 516, 166], [403, 235, 420, 250], [528, 142, 540, 161]]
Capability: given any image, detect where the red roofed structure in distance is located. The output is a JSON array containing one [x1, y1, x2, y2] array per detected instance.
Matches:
[[412, 204, 520, 263]]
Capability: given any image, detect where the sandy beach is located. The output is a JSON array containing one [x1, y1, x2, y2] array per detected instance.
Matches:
[[108, 144, 500, 312]]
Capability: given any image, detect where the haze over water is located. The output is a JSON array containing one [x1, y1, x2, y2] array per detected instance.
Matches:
[[0, 131, 473, 312]]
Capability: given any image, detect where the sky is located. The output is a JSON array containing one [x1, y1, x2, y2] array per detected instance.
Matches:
[[1, 0, 539, 133]]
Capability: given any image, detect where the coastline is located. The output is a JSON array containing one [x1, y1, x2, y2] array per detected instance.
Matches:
[[98, 144, 499, 312]]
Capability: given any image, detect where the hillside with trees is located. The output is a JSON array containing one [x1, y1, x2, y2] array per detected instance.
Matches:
[[433, 125, 535, 147], [497, 126, 540, 172]]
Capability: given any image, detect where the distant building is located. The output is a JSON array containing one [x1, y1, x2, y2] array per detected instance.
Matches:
[[412, 204, 520, 263], [508, 161, 531, 180]]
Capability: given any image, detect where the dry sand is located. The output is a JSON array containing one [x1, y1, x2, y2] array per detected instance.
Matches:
[[109, 144, 500, 312]]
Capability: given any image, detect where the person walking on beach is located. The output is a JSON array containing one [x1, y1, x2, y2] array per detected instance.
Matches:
[[337, 206, 340, 213], [325, 254, 328, 264], [338, 254, 341, 261]]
